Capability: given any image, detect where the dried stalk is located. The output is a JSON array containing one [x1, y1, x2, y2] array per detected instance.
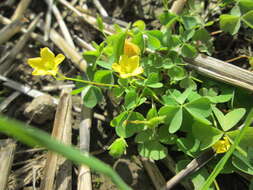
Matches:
[[59, 0, 114, 35], [185, 55, 253, 92], [93, 0, 108, 17], [46, 0, 75, 48], [170, 0, 188, 14], [0, 91, 21, 113], [163, 149, 215, 190], [0, 74, 58, 104], [11, 0, 31, 21], [40, 89, 72, 190], [0, 13, 42, 76], [77, 104, 92, 190], [0, 19, 23, 45], [0, 139, 16, 190], [49, 29, 87, 72], [162, 156, 193, 190], [44, 0, 53, 41], [140, 157, 166, 190], [73, 35, 95, 51], [55, 88, 72, 190]]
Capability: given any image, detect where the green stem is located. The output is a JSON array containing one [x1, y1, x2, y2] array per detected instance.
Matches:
[[63, 76, 119, 88]]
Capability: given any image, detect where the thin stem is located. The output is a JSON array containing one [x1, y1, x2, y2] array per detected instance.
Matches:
[[225, 55, 249, 63], [62, 76, 119, 88]]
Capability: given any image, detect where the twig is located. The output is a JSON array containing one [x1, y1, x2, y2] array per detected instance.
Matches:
[[49, 29, 87, 72], [170, 0, 188, 14], [11, 0, 32, 21], [40, 89, 72, 190], [46, 0, 75, 48], [185, 54, 253, 92], [0, 13, 42, 76], [42, 84, 75, 92], [73, 35, 95, 51], [162, 149, 215, 190], [78, 101, 92, 190], [140, 157, 166, 190], [59, 0, 114, 35], [0, 139, 16, 190], [0, 74, 58, 104], [0, 91, 21, 113], [0, 15, 52, 48], [44, 0, 53, 41], [162, 156, 193, 190], [93, 0, 108, 17], [0, 18, 23, 45]]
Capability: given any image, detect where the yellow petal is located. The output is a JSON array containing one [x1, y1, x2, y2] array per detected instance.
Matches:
[[132, 66, 144, 76], [124, 40, 140, 57], [54, 54, 65, 66], [27, 57, 42, 68], [40, 47, 55, 62], [32, 69, 49, 76], [112, 63, 122, 73]]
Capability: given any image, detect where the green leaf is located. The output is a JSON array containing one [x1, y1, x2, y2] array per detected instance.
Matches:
[[147, 107, 158, 120], [176, 134, 200, 157], [108, 138, 127, 157], [96, 14, 104, 32], [124, 90, 137, 110], [96, 60, 112, 70], [112, 87, 125, 98], [147, 34, 161, 50], [185, 98, 212, 125], [179, 77, 197, 90], [0, 116, 131, 190], [133, 20, 146, 30], [168, 66, 187, 81], [111, 111, 128, 127], [219, 14, 241, 35], [238, 0, 253, 14], [71, 87, 85, 95], [192, 28, 211, 42], [159, 11, 178, 27], [175, 87, 193, 105], [82, 85, 103, 108], [182, 16, 200, 30], [181, 43, 197, 58], [227, 128, 253, 150], [116, 112, 145, 138], [93, 70, 114, 84], [232, 151, 253, 175], [212, 106, 225, 128], [138, 141, 168, 160], [169, 107, 183, 133], [158, 105, 180, 124], [145, 73, 163, 88], [158, 125, 177, 144], [223, 108, 246, 131], [241, 10, 253, 29], [192, 122, 223, 150], [83, 50, 99, 64], [113, 32, 127, 62], [135, 129, 154, 143]]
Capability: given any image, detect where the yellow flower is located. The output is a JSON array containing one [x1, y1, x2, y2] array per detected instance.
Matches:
[[124, 40, 140, 57], [27, 47, 65, 76], [112, 55, 143, 78], [212, 136, 231, 154]]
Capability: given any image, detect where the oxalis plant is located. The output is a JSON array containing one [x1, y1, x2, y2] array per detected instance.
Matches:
[[25, 0, 253, 189]]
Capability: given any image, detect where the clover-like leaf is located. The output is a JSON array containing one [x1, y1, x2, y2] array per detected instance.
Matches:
[[82, 85, 103, 108], [219, 14, 241, 35], [138, 141, 168, 160], [192, 122, 223, 150], [108, 138, 128, 157]]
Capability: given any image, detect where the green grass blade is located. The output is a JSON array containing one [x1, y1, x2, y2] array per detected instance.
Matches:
[[201, 108, 253, 190], [0, 115, 131, 190]]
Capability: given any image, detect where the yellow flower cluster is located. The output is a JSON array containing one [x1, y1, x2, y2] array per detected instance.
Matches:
[[212, 136, 231, 154], [27, 47, 65, 76], [112, 40, 143, 78]]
